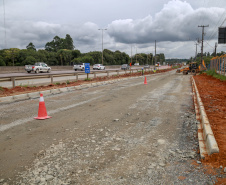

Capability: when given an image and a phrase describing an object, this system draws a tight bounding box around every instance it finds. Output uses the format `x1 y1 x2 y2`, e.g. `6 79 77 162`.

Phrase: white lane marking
0 96 103 132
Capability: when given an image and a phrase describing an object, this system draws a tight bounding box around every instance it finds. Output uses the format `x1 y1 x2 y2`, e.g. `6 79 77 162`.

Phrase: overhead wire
200 0 226 53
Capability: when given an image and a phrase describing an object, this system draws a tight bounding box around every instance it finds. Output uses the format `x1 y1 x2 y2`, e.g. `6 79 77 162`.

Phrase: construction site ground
193 73 226 185
0 70 225 184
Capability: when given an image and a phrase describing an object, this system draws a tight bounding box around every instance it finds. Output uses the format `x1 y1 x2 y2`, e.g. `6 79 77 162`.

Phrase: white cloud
0 0 225 58
107 0 225 44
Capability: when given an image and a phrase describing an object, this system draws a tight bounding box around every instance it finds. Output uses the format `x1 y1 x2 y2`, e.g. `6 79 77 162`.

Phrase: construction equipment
177 61 206 75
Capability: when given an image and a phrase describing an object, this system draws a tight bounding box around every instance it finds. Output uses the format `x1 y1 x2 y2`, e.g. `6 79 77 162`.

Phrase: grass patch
19 84 29 88
55 82 60 85
0 86 4 91
84 78 91 81
172 66 180 69
206 69 226 81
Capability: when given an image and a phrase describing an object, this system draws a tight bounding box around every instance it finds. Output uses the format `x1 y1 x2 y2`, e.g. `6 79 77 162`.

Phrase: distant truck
73 63 85 71
25 62 51 73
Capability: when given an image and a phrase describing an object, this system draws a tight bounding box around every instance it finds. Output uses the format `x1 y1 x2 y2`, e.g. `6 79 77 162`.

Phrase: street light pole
98 29 107 65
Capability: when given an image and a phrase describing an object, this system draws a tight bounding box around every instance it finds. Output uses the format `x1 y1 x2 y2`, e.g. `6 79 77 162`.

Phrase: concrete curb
191 77 219 157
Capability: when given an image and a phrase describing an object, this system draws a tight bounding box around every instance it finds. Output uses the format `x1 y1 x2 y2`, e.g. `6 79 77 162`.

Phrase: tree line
189 51 226 67
0 34 165 66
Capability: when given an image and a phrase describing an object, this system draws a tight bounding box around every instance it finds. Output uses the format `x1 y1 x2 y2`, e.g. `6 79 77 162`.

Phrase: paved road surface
0 66 170 88
0 71 219 184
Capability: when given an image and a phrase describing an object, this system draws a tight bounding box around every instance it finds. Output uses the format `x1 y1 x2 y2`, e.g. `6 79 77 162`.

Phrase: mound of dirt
193 73 226 184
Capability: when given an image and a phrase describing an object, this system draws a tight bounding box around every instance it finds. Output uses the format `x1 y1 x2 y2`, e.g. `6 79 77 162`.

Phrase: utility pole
98 28 107 65
198 25 209 70
136 46 137 64
194 42 198 59
214 42 218 57
155 40 156 66
131 45 132 64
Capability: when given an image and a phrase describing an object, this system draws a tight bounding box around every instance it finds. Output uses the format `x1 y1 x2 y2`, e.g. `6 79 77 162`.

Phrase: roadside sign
85 63 90 73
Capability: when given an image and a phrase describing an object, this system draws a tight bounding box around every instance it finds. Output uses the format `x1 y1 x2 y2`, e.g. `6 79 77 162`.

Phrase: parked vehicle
25 62 51 73
144 64 150 68
93 64 105 70
155 62 161 67
121 64 130 70
73 63 85 71
134 63 139 66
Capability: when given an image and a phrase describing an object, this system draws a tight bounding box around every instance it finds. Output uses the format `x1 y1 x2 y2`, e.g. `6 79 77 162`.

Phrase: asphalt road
0 66 168 88
0 71 219 184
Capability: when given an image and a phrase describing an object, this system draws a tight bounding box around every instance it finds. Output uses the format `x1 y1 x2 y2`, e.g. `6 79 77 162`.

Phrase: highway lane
0 66 169 88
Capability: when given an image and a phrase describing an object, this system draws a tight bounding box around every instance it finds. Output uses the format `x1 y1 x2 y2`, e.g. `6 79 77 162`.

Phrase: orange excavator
177 60 206 75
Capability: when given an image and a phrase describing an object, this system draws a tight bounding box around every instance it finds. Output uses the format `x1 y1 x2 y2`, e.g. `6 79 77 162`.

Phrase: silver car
121 64 130 70
144 64 150 68
93 64 105 70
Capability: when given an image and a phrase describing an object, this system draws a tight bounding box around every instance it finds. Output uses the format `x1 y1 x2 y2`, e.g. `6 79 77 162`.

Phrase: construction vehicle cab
188 62 199 74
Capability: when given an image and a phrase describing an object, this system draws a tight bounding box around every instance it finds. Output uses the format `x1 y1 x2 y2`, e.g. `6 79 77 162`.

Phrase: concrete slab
40 90 52 97
27 92 40 99
0 96 14 104
13 94 29 101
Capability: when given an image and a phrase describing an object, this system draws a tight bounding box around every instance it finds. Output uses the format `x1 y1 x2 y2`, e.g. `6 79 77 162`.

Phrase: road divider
0 70 172 104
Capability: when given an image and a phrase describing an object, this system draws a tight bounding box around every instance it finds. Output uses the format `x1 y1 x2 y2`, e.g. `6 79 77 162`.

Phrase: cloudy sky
0 0 226 58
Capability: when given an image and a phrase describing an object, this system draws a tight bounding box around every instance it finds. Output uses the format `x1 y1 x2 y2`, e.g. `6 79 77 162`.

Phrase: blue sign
85 63 90 73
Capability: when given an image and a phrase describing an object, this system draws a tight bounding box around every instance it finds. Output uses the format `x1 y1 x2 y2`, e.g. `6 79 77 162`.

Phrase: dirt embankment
194 73 226 184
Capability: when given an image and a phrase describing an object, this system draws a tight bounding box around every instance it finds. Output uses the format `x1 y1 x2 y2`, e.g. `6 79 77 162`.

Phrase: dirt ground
193 73 226 184
0 70 225 184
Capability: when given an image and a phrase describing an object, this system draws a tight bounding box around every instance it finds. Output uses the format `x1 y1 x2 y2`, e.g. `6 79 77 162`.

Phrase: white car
93 64 105 70
25 62 51 73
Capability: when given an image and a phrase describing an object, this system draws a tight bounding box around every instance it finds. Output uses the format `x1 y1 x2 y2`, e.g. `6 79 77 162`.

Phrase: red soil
194 73 226 184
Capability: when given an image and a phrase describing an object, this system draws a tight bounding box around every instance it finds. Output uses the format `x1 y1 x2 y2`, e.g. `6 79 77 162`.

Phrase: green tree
86 51 101 64
0 56 6 66
45 36 64 52
57 49 65 65
4 48 20 66
22 56 36 65
80 56 94 64
159 53 165 64
64 34 74 50
37 49 48 62
26 42 36 51
47 52 58 65
72 50 81 59
45 35 75 52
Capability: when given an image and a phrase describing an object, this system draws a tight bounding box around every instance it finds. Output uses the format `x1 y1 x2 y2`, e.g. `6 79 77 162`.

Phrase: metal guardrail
0 68 148 88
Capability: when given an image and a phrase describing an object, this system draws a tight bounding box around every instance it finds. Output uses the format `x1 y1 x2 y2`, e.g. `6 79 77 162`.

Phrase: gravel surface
0 71 224 184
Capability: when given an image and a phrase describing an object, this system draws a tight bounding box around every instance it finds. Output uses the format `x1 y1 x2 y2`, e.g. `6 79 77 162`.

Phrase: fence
210 55 226 76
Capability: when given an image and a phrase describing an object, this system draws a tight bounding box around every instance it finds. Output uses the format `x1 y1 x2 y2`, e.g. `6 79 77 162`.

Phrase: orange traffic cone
34 93 52 120
144 76 147 85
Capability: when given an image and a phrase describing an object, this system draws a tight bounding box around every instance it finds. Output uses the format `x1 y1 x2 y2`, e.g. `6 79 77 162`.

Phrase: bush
0 56 6 66
22 56 36 65
206 69 226 81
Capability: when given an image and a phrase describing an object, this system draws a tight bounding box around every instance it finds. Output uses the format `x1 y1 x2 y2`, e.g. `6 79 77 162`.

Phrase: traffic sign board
85 63 90 73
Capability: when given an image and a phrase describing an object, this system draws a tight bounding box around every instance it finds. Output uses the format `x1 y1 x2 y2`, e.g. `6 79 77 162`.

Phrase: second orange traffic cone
144 76 147 85
34 93 52 120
